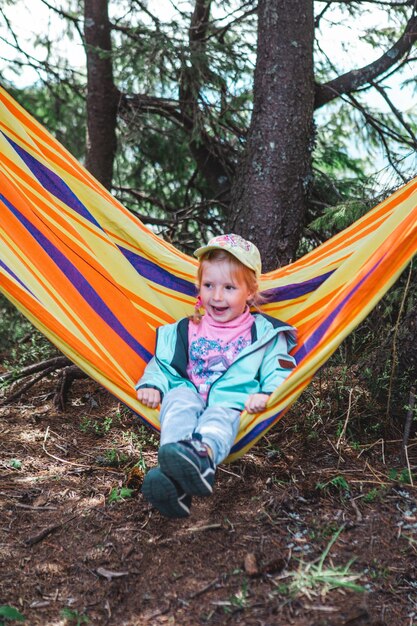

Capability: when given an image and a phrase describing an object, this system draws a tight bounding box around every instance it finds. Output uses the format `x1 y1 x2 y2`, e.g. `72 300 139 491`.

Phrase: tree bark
228 0 315 271
84 0 118 190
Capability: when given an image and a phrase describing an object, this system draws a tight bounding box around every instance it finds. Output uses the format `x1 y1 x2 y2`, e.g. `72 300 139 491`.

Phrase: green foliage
0 296 31 352
285 527 365 599
79 415 116 437
224 579 250 613
7 83 86 161
363 487 384 503
108 486 135 503
102 448 129 466
311 522 341 542
107 3 257 251
366 559 390 581
388 467 414 485
0 606 26 624
0 294 57 374
60 608 89 625
9 459 22 470
316 475 350 497
131 423 158 449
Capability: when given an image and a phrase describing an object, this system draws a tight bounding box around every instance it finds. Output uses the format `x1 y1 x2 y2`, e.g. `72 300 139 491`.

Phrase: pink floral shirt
186 308 254 401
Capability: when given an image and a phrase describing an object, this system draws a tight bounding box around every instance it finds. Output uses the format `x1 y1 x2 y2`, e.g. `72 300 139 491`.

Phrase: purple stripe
5 133 198 298
4 134 101 229
229 408 284 454
0 194 152 362
0 256 35 296
294 258 384 362
261 271 334 303
121 249 332 301
121 247 197 296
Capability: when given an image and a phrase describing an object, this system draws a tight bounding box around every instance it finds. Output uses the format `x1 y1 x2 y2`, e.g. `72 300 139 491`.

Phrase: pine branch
315 11 417 108
38 0 84 41
346 92 411 183
370 80 417 149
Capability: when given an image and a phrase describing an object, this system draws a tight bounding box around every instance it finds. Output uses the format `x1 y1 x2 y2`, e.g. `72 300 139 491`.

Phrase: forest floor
1 368 417 626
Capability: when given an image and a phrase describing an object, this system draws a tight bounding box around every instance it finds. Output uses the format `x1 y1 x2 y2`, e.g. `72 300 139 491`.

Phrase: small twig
327 436 344 463
358 438 386 465
386 262 413 421
187 576 222 600
25 513 79 546
186 523 222 533
336 388 354 450
13 503 58 511
401 387 416 465
141 604 171 621
350 498 363 522
364 460 387 485
42 427 121 473
42 426 92 469
217 465 242 479
403 445 414 487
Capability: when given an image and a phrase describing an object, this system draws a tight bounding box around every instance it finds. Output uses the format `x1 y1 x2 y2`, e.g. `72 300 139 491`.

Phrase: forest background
1 2 417 624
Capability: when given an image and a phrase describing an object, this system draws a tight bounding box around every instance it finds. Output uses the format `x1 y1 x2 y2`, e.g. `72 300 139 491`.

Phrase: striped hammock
1 86 416 462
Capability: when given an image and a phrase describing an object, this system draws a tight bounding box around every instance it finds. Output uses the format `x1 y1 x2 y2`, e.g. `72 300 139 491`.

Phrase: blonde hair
190 249 263 324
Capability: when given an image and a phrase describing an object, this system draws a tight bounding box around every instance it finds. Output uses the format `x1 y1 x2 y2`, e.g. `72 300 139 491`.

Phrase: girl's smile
199 260 253 323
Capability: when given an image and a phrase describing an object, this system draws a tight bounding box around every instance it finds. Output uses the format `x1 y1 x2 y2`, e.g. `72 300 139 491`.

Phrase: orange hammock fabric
0 86 416 461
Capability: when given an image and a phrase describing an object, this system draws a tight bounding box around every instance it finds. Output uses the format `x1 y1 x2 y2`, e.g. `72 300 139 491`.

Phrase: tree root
53 364 88 411
0 356 88 409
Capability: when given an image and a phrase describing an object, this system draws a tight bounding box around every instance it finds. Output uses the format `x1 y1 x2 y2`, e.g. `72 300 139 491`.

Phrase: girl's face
199 259 253 323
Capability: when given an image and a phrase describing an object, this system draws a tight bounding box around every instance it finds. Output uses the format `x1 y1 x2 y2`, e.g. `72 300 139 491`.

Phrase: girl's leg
158 405 240 496
159 387 205 446
195 406 241 466
142 387 203 518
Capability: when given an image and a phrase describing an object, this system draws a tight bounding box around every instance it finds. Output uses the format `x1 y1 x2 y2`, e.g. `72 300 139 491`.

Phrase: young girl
136 234 296 518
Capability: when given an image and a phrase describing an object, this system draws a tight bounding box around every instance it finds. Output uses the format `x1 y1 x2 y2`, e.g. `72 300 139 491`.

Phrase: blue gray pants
159 387 241 466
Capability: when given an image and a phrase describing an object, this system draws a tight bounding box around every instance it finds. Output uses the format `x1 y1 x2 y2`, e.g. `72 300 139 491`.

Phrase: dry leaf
96 567 129 581
244 552 259 577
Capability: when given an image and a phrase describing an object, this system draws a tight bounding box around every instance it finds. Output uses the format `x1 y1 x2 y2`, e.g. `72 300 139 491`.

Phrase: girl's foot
158 438 215 496
141 467 191 518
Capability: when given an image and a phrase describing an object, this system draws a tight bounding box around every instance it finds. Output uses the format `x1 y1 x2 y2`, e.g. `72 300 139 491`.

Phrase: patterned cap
194 234 262 277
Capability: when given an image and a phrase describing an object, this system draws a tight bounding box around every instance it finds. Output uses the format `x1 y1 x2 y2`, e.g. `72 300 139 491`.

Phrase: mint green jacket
135 313 297 411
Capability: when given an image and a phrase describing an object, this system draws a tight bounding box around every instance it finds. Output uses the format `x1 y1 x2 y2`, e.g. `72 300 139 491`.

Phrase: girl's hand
137 387 161 408
244 393 270 414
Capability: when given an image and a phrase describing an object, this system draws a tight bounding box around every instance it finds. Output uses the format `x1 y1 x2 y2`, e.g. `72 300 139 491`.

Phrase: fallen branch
0 356 71 383
0 356 88 409
25 513 79 546
1 365 58 405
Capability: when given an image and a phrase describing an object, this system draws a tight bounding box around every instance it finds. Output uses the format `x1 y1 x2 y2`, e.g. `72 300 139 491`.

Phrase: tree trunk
84 0 118 190
228 0 315 271
178 0 232 200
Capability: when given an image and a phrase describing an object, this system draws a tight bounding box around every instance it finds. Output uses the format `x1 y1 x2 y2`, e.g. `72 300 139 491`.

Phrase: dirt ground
1 373 417 626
